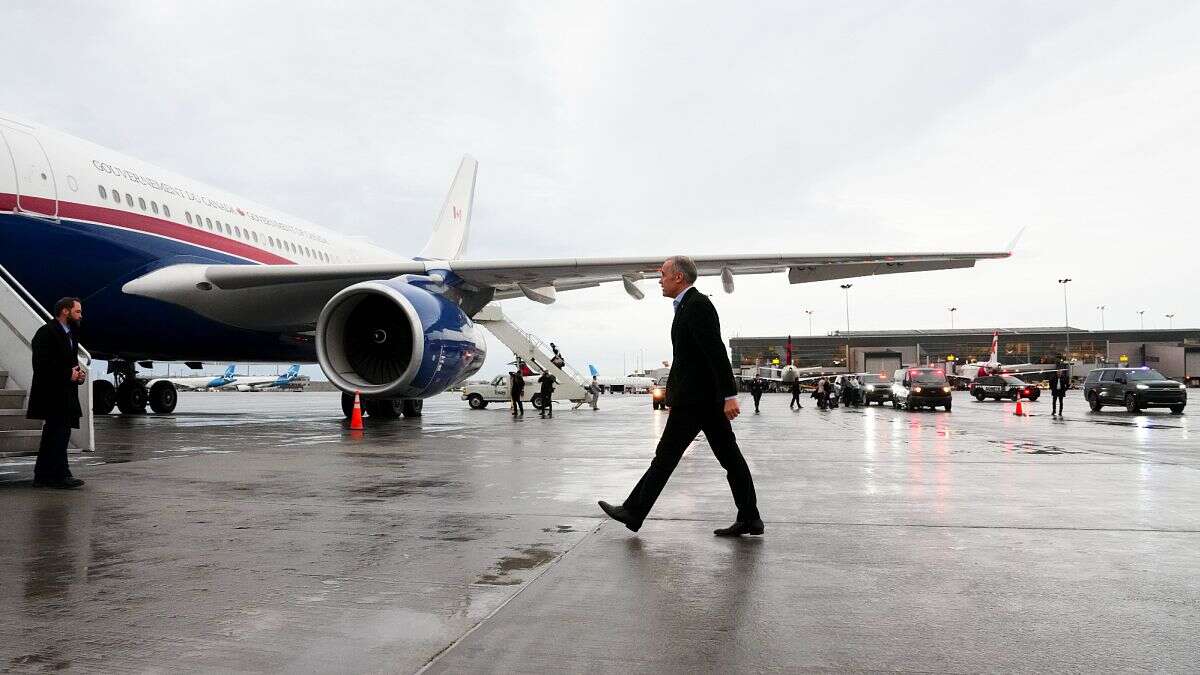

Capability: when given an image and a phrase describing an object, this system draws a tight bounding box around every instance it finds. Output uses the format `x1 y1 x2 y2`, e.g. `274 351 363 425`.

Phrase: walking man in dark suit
28 297 86 489
599 256 763 537
538 370 557 418
509 371 525 417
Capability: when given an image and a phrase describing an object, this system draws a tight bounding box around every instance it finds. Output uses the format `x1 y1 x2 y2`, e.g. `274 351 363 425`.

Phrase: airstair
473 303 590 404
0 263 93 456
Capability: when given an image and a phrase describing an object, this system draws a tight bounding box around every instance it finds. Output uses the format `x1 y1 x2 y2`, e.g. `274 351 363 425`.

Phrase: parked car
891 367 953 412
1083 367 1186 414
970 375 1041 402
859 373 894 405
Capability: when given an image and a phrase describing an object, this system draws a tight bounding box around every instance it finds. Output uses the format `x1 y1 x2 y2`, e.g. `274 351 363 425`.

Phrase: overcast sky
4 1 1198 379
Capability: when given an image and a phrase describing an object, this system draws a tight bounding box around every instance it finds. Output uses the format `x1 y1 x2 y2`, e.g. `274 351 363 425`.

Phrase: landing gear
149 380 178 414
93 380 116 415
341 393 423 419
116 382 148 414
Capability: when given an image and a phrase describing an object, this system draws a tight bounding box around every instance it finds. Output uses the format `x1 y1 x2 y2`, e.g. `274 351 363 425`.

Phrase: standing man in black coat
599 256 763 537
537 370 557 418
789 376 803 410
509 371 525 417
28 297 86 489
749 375 766 413
1049 359 1069 416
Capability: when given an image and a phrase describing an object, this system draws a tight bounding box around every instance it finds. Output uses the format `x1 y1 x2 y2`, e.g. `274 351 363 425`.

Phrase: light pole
839 284 853 333
804 310 814 336
1166 313 1175 329
1138 309 1146 330
1058 278 1072 356
1096 305 1106 330
948 307 957 329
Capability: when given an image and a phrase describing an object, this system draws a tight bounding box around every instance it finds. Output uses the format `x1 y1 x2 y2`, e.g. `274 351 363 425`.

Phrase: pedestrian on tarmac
28 297 86 489
750 375 766 413
510 371 525 416
598 255 763 537
589 376 601 410
538 370 557 417
1049 360 1069 416
814 378 829 410
789 377 803 410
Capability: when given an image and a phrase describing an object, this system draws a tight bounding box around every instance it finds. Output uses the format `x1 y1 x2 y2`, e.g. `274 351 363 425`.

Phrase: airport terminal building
730 327 1200 384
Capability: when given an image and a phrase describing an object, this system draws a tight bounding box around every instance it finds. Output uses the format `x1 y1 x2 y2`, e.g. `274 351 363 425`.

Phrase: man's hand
71 366 85 384
724 398 740 421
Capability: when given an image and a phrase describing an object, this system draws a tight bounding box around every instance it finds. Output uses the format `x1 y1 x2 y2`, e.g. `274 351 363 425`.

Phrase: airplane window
125 193 134 207
186 212 192 225
98 185 107 199
163 204 171 218
205 217 213 230
224 223 232 235
234 226 242 238
252 231 258 243
138 197 147 211
268 236 275 247
151 201 159 215
112 188 121 204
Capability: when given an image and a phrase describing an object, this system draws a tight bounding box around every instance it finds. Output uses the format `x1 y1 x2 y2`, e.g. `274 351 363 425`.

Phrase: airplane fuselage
0 113 399 363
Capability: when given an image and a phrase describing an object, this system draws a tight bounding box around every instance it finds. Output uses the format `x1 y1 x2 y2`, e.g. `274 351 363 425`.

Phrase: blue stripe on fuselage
0 213 315 362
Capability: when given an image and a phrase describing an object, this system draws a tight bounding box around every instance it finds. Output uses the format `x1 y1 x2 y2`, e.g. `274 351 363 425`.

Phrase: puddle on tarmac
475 546 558 585
987 440 1084 455
1091 420 1180 430
348 478 458 501
541 525 576 534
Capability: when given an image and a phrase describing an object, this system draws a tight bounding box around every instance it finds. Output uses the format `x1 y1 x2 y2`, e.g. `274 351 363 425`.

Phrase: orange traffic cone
349 391 364 430
1014 399 1025 416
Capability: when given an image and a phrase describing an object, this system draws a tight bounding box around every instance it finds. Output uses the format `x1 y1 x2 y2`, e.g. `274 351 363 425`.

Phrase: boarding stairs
473 303 590 404
0 262 93 456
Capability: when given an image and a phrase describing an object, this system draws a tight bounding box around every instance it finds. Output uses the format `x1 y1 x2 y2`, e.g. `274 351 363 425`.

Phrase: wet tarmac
1 391 1196 672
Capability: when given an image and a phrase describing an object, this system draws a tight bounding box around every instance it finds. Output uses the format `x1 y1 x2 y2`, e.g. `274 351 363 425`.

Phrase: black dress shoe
48 478 84 489
714 519 764 537
598 500 641 532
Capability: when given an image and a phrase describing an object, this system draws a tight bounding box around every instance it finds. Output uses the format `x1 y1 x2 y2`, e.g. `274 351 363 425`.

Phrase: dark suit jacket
511 374 526 396
538 372 556 394
27 320 83 426
665 289 737 408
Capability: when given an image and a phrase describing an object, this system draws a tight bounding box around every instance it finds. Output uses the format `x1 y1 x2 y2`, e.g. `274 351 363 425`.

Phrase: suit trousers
34 421 73 483
624 402 760 525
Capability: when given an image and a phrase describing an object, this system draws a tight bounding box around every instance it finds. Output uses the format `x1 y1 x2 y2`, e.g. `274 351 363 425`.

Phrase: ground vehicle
650 384 668 409
1083 367 1187 414
970 375 1040 402
858 373 894 405
462 375 543 409
891 367 953 412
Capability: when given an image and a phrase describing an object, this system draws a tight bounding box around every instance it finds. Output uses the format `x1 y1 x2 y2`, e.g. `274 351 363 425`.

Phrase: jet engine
315 277 486 399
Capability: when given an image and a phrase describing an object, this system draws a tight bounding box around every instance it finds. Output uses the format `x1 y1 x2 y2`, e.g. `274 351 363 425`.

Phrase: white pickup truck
462 375 552 410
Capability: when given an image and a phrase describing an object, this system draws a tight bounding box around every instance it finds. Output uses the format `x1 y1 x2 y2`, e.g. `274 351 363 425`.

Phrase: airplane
227 365 302 392
0 112 1012 420
952 332 1061 381
587 365 654 392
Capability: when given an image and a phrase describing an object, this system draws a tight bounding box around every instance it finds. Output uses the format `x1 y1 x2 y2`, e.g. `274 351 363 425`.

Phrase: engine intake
316 278 485 398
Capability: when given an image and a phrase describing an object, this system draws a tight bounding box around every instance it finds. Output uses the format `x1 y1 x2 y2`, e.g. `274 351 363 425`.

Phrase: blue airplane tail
588 364 599 378
281 365 300 381
223 364 236 379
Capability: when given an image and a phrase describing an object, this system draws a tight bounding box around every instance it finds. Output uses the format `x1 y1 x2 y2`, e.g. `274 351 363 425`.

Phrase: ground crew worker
788 377 803 410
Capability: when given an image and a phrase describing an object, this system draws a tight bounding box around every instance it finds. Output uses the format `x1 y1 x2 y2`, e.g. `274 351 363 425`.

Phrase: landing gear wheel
1170 405 1185 414
93 380 116 415
365 399 401 418
1088 393 1102 412
531 393 546 410
341 392 355 418
944 402 952 412
1124 394 1141 414
116 383 148 414
149 381 178 414
467 394 487 410
400 399 423 417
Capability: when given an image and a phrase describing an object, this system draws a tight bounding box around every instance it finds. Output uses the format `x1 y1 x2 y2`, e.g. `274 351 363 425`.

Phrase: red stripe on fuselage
0 193 295 265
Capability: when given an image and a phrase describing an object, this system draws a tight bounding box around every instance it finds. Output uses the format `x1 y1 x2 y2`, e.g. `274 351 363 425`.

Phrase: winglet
1004 226 1027 255
419 155 478 261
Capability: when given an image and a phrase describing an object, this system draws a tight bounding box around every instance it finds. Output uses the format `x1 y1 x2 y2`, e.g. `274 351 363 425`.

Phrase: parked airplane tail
989 332 999 363
282 364 300 380
223 364 236 379
588 364 600 378
418 155 478 261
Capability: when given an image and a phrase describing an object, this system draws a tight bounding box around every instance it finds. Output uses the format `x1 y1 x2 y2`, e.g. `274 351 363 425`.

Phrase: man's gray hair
665 255 698 283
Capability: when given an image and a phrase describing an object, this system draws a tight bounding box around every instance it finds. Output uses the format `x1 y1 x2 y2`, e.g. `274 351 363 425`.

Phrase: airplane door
0 126 58 220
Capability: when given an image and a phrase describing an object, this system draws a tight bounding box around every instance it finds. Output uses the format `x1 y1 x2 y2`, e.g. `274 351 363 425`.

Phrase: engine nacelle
316 277 486 398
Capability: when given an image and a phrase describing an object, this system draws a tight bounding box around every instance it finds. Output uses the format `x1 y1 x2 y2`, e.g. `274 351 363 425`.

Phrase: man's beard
67 317 81 330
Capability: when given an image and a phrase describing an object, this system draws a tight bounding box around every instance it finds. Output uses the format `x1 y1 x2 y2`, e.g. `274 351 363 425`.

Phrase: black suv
1083 367 1186 414
891 367 953 412
970 375 1040 402
859 373 894 405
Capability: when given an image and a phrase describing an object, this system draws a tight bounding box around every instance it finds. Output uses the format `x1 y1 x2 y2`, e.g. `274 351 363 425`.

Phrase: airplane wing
123 250 1009 331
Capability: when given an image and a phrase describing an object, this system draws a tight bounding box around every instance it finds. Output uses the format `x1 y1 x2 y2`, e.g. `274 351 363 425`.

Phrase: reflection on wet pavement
1 390 1197 672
